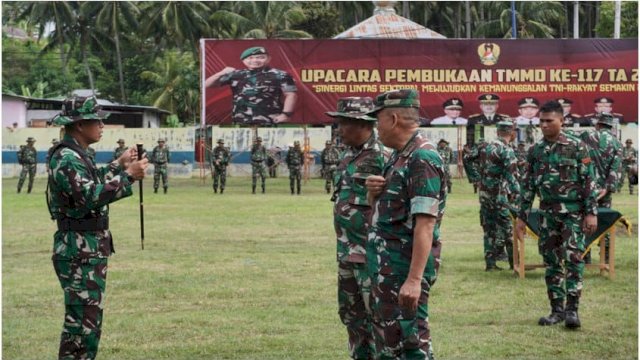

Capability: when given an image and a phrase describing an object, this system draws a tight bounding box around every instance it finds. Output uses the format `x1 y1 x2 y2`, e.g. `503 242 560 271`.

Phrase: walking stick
137 143 145 250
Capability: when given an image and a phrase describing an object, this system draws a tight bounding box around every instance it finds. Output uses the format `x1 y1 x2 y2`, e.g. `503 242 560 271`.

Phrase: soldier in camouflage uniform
112 139 127 161
516 100 597 329
286 141 304 195
46 138 60 172
211 138 231 194
151 138 170 194
47 96 148 360
478 121 520 271
437 139 453 194
326 96 387 359
251 137 267 194
463 138 486 194
580 113 622 264
620 139 637 194
17 137 37 193
321 140 341 194
86 146 96 161
365 89 446 359
515 143 527 184
205 46 297 126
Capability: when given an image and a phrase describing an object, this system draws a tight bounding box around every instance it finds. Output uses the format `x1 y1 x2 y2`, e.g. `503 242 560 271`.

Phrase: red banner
201 39 638 125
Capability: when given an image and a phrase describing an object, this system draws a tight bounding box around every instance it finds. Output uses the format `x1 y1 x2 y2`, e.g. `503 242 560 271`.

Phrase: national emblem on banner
478 42 500 66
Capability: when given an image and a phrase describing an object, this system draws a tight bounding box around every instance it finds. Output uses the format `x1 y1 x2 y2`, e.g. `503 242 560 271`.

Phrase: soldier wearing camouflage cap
285 140 304 195
620 139 637 194
211 138 231 194
47 95 148 359
320 140 341 194
579 113 623 264
516 100 597 329
327 96 387 359
205 46 297 126
478 120 519 271
112 139 127 161
250 136 268 193
365 89 446 359
151 138 170 194
16 137 37 193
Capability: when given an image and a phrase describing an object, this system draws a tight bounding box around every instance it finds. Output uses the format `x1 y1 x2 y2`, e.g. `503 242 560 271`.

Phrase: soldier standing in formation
326 96 386 359
515 142 528 183
47 96 148 359
477 121 520 271
365 89 446 359
205 46 297 126
580 113 622 264
211 139 231 194
620 139 637 194
463 138 487 194
17 137 38 193
320 140 341 194
250 136 267 194
112 139 127 161
437 139 453 193
151 138 170 194
286 140 304 195
516 100 597 329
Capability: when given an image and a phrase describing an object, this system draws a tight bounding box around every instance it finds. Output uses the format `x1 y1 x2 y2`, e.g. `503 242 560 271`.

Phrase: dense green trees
2 1 637 126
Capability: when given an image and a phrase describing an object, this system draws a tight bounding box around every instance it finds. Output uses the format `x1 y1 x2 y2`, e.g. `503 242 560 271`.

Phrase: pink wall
2 97 27 128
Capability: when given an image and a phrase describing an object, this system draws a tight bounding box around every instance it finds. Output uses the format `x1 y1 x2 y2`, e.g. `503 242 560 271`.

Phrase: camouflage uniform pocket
559 159 578 182
54 257 108 306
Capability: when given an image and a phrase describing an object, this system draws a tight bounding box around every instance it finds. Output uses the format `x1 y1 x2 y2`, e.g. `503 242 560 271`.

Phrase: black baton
137 143 145 250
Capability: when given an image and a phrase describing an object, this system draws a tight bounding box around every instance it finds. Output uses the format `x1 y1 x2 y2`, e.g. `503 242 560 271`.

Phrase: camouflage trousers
323 165 337 192
338 261 375 360
537 210 585 303
212 166 227 191
479 199 513 267
53 256 108 360
369 242 441 360
153 163 168 190
442 167 451 192
251 162 266 188
619 164 635 193
18 163 36 192
289 166 301 193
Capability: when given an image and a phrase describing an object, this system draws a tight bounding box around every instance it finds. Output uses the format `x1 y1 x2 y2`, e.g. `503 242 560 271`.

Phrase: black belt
156 162 167 165
57 217 109 231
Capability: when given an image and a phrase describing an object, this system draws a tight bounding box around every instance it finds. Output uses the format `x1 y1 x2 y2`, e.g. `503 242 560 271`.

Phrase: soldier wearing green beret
365 89 446 359
205 46 297 126
17 137 37 193
47 96 148 359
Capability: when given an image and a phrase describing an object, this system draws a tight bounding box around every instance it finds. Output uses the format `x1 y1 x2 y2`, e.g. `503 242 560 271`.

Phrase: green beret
240 46 267 60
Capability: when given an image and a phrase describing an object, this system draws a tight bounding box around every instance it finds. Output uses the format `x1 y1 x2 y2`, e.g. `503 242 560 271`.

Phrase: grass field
2 176 638 360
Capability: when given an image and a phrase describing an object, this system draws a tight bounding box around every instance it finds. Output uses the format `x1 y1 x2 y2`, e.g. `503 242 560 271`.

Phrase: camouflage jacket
152 146 170 164
113 145 127 161
211 145 231 168
18 145 37 165
332 134 387 263
286 148 304 168
463 141 486 183
622 145 637 166
219 67 297 125
518 131 597 220
368 130 447 276
251 144 267 162
86 146 96 161
320 146 341 167
479 137 520 204
47 134 134 259
437 146 453 164
580 128 622 193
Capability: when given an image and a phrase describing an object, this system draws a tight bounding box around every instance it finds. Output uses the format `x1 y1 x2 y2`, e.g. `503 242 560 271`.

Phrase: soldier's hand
126 158 149 181
117 147 140 169
596 189 608 201
398 279 421 312
365 175 386 198
583 214 597 235
220 66 236 74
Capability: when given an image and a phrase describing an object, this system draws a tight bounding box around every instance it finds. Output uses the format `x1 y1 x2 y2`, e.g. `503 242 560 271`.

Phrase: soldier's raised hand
126 158 149 181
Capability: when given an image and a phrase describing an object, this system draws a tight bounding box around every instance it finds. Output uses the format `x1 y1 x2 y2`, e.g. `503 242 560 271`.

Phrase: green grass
2 176 638 359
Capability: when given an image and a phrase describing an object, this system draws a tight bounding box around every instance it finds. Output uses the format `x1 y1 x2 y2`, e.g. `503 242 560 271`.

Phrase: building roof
334 2 446 39
2 93 171 115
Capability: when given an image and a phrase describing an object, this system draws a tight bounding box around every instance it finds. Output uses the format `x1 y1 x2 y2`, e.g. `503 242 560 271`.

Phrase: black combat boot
291 187 295 195
154 188 158 194
252 185 256 194
565 296 581 329
220 188 224 194
27 185 32 194
261 185 265 194
214 187 217 193
164 187 167 194
538 300 565 326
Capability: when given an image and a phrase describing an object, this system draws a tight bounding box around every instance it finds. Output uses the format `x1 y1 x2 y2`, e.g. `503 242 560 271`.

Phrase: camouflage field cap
26 137 36 143
438 138 449 145
626 139 633 144
51 96 109 126
596 113 615 126
217 138 224 144
325 97 376 121
117 138 125 144
496 120 515 131
157 138 166 143
366 89 420 116
293 140 300 146
256 136 262 142
240 46 267 60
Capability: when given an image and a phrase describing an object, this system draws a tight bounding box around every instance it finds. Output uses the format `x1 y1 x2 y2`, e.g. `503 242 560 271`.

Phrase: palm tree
140 2 211 50
474 1 565 38
92 1 140 104
211 2 312 39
